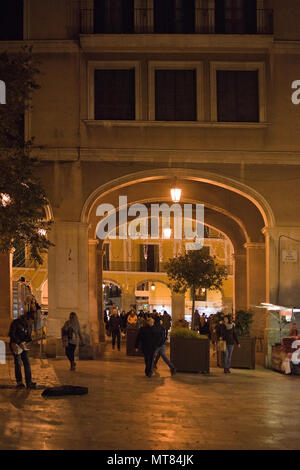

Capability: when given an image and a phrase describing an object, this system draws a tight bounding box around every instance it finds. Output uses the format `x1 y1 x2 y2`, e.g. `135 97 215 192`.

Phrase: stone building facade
1 0 300 366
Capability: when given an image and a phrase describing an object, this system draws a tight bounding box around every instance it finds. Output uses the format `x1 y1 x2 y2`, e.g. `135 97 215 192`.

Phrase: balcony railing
79 8 273 35
103 261 233 275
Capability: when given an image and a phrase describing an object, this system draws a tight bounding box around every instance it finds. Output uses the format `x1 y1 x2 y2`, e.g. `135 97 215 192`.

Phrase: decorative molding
79 34 274 53
83 119 270 128
32 146 300 165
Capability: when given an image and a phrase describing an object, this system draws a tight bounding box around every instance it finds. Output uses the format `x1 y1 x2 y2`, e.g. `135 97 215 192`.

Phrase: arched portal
47 167 272 360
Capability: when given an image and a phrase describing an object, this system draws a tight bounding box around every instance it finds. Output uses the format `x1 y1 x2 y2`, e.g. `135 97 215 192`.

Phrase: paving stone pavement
0 342 299 450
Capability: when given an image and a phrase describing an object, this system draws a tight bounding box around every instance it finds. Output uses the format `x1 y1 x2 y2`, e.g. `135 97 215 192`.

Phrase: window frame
148 61 204 122
210 61 266 123
88 61 142 121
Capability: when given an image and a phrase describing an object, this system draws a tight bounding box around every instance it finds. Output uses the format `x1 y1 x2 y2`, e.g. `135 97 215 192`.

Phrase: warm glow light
163 227 172 239
151 283 156 291
170 187 182 203
0 193 11 207
38 229 47 237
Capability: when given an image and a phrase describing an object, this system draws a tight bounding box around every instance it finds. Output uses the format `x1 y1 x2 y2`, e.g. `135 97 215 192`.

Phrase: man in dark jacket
217 315 240 373
153 320 176 376
8 311 36 389
135 317 159 377
109 308 122 351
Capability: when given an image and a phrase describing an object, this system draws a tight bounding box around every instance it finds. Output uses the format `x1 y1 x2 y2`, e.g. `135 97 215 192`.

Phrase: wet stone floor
0 342 299 450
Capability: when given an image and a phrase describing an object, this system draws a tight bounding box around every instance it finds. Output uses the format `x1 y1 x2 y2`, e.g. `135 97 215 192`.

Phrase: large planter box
170 336 210 373
126 328 143 356
217 337 256 369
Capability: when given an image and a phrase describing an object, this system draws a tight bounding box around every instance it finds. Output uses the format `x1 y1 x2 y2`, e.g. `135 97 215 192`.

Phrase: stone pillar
96 240 105 342
88 240 99 344
48 221 89 338
122 292 136 312
0 253 12 337
233 250 247 312
171 293 185 324
244 243 266 309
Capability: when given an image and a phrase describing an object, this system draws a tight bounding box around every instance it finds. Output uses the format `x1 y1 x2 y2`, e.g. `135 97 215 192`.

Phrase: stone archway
83 168 271 347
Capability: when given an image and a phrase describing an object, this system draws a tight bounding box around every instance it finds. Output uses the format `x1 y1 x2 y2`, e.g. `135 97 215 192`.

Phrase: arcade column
0 253 12 337
171 292 185 324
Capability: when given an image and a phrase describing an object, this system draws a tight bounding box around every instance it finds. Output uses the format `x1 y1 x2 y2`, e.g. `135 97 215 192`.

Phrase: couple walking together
135 316 176 378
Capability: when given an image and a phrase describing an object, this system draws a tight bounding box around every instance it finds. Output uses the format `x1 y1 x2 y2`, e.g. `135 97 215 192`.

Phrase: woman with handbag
62 312 84 371
217 315 240 374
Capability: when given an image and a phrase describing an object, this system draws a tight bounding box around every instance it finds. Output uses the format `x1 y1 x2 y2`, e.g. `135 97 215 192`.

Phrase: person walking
109 307 122 351
120 310 128 336
217 315 240 374
62 312 84 371
8 311 37 389
135 317 159 377
153 319 176 376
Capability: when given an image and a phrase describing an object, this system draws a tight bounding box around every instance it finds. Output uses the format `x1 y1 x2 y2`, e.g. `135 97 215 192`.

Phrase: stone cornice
0 37 299 55
0 40 79 53
32 147 300 165
79 34 274 54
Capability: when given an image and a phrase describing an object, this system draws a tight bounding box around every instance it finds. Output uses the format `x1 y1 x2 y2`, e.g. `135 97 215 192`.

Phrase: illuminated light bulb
151 283 156 291
0 193 11 207
163 227 172 239
170 187 182 203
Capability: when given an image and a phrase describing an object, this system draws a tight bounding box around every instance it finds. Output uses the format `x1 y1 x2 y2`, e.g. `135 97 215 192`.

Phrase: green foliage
170 327 208 340
0 47 53 264
235 310 253 337
165 249 228 294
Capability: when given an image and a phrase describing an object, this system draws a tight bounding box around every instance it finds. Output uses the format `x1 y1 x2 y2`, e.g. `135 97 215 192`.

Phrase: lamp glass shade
151 283 156 291
170 187 182 203
163 228 172 239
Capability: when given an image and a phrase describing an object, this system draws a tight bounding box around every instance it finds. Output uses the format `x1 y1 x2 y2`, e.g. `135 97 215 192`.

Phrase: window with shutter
154 0 195 33
0 0 23 40
155 70 196 121
216 70 259 122
94 69 135 120
94 0 134 33
215 0 257 34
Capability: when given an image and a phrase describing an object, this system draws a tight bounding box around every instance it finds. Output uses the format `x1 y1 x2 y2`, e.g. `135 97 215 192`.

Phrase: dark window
216 70 259 122
13 244 26 268
94 69 135 120
155 70 196 121
154 0 195 33
103 243 110 270
140 245 159 272
94 0 134 33
0 0 23 40
215 0 257 34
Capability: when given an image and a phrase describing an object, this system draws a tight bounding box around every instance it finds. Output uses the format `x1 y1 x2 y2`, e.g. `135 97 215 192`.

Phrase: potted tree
165 249 228 373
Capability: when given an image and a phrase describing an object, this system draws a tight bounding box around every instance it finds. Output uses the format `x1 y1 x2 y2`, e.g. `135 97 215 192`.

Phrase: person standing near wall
62 312 84 371
217 315 240 374
109 307 122 351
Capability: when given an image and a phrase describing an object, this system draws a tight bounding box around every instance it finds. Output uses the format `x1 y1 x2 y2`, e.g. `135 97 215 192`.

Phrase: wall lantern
151 283 156 291
163 227 172 239
170 178 182 203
